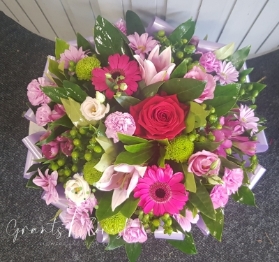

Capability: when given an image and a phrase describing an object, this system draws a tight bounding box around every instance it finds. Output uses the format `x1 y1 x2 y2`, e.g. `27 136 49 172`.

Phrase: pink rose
42 141 59 159
184 66 216 103
210 185 229 209
57 136 73 156
188 150 220 176
35 104 52 126
119 218 147 243
223 168 243 195
27 77 54 106
199 52 220 73
50 104 66 121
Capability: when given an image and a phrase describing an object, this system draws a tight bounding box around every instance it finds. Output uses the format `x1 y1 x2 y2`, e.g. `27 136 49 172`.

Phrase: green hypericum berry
157 30 165 37
50 162 59 171
239 89 245 96
176 51 184 59
93 145 103 154
79 127 87 135
216 124 222 130
188 134 196 142
163 213 170 220
209 114 217 123
73 139 81 147
99 212 126 235
152 219 160 227
83 158 103 184
71 164 78 173
251 155 257 162
57 158 66 167
64 169 71 177
252 90 259 98
210 107 215 114
58 176 66 183
70 129 77 138
84 152 93 162
165 135 194 163
58 169 65 176
252 136 258 141
71 151 79 159
239 76 246 83
199 135 206 142
247 84 253 91
76 56 101 81
208 134 216 141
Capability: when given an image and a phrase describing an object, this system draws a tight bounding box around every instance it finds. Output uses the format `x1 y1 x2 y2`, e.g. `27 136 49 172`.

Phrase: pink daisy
235 104 259 134
59 46 87 69
134 165 188 216
127 32 158 59
215 61 239 85
92 54 141 99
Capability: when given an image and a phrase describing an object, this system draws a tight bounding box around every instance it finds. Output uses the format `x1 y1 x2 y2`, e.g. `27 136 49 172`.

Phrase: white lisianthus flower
80 96 110 121
65 174 91 205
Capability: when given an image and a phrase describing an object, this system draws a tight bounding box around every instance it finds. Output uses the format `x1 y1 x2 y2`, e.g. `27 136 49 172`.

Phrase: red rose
130 94 188 140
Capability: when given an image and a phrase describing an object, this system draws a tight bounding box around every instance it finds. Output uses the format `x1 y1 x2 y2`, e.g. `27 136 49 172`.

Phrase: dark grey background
0 11 278 262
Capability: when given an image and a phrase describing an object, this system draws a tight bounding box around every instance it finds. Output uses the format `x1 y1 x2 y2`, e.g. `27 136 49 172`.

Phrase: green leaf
94 16 132 64
49 114 74 130
232 186 256 206
185 111 195 133
41 86 67 104
124 142 154 153
26 163 42 173
189 101 210 129
37 126 68 146
181 163 196 193
142 81 165 98
63 80 87 103
205 96 237 117
239 68 253 79
167 233 197 254
85 234 95 249
125 243 142 262
200 208 224 241
95 192 118 221
61 98 94 127
158 146 166 168
118 133 149 145
214 43 235 60
114 149 153 165
170 59 188 79
228 45 251 70
50 209 63 222
126 10 145 35
76 32 95 53
214 83 241 97
168 19 195 44
48 58 66 81
119 197 140 218
161 78 205 102
194 141 221 151
114 95 141 110
55 38 69 60
219 156 240 169
105 235 125 250
26 172 40 189
189 180 216 220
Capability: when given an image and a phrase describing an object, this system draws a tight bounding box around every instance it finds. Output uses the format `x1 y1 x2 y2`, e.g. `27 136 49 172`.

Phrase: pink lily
95 164 147 211
134 45 175 86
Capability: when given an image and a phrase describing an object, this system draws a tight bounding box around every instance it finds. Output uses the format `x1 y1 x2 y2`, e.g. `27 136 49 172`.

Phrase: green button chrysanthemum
83 158 102 184
76 56 101 81
165 135 194 163
99 212 126 235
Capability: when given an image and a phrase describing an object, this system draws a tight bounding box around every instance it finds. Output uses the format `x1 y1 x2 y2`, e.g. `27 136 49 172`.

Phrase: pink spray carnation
188 150 220 176
59 45 87 69
50 104 66 121
119 218 147 243
184 66 216 103
115 18 127 35
35 103 52 126
56 135 73 156
199 52 220 73
223 168 243 195
210 185 229 209
105 111 136 143
33 169 59 205
42 140 59 160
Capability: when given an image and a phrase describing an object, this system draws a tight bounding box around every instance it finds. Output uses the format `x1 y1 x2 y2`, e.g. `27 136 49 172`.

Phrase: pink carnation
105 112 136 143
56 135 73 156
184 66 216 103
199 52 220 73
35 104 52 126
33 169 59 205
115 18 127 35
59 45 87 69
188 150 220 176
210 185 229 209
27 77 54 106
119 218 147 243
50 104 66 121
42 140 59 160
223 168 243 195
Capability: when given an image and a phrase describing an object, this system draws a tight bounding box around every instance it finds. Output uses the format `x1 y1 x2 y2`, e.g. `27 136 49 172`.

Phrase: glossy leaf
168 19 195 44
214 43 235 60
189 180 216 220
205 96 237 117
214 83 241 98
170 59 188 79
194 141 221 151
118 133 149 145
41 86 67 104
114 149 153 165
185 111 195 133
95 192 119 221
167 233 197 254
201 208 224 241
63 80 87 103
49 114 73 130
228 45 251 70
125 243 142 262
76 32 95 53
161 78 205 102
142 81 165 98
119 197 140 218
181 164 196 193
219 156 240 169
26 163 42 173
124 142 154 153
85 235 95 249
26 172 40 189
239 68 253 79
232 186 256 206
48 57 66 80
105 235 125 250
114 95 141 110
55 38 69 59
126 10 145 35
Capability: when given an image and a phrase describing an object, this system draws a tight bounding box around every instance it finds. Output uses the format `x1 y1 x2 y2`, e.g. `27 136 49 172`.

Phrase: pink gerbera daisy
134 165 188 216
59 46 87 69
215 61 239 85
128 32 158 59
92 54 141 99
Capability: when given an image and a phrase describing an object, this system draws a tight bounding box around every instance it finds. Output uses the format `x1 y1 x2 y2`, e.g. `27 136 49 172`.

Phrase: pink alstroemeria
95 164 147 211
33 169 59 205
232 139 257 156
134 45 175 86
173 209 199 232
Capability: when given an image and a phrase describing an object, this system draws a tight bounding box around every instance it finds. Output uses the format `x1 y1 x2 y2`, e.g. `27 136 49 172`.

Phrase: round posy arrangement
24 10 266 261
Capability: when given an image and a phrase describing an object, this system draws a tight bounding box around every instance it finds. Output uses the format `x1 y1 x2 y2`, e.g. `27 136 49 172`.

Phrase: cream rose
80 96 110 121
65 174 91 204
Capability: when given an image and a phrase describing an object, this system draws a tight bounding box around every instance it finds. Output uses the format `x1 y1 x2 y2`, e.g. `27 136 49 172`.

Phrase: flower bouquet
23 10 267 261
